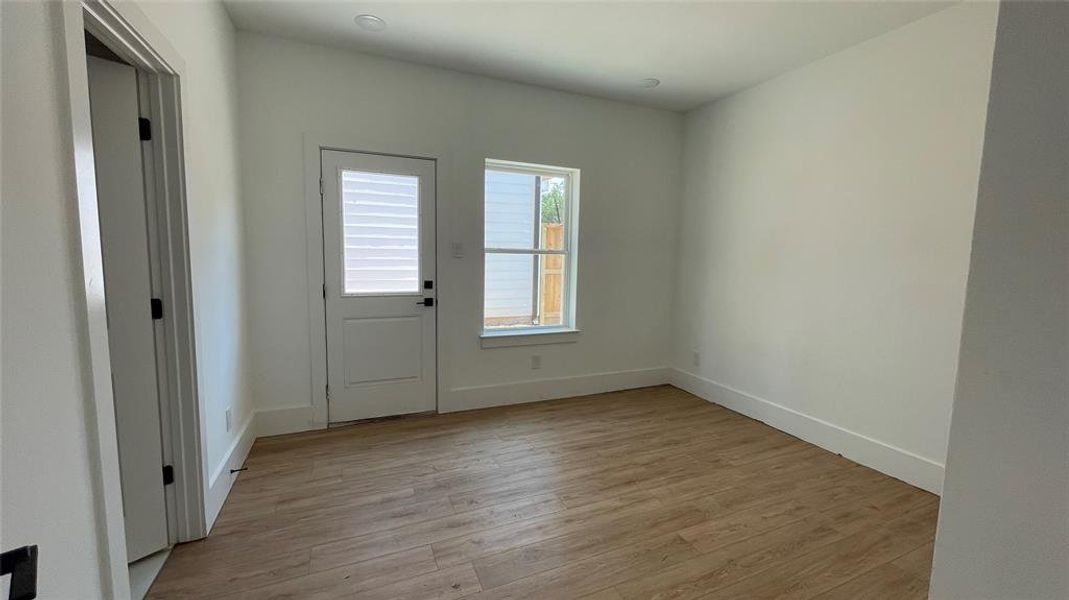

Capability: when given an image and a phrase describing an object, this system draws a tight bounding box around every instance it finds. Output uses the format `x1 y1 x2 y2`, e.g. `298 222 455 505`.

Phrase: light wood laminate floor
149 385 938 599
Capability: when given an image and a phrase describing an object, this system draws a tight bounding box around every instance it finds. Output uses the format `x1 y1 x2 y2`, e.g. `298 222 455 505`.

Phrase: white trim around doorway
58 1 206 595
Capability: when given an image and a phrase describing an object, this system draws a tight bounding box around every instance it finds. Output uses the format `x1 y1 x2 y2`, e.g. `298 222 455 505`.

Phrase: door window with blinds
339 170 421 295
483 159 579 332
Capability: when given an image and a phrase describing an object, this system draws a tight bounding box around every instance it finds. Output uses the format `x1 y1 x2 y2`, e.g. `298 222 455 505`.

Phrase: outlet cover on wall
225 407 232 432
692 350 701 368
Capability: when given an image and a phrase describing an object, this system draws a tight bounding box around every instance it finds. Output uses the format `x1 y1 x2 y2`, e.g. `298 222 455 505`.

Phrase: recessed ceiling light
639 78 661 89
354 14 387 32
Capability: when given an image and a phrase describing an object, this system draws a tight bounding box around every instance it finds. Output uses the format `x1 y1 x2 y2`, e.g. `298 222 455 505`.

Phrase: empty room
2 0 1066 599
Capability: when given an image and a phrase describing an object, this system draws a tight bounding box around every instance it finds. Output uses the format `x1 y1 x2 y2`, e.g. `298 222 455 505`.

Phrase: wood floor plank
612 479 936 600
888 540 936 581
309 493 566 572
810 562 928 600
614 515 847 600
149 547 310 599
349 563 481 600
198 496 458 558
147 386 938 600
468 458 894 591
465 534 701 600
472 503 709 589
222 546 440 600
581 589 626 600
809 540 935 600
697 502 939 600
678 474 909 553
431 490 664 569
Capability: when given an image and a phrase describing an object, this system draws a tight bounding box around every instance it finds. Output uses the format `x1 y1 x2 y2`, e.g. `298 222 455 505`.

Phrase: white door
321 151 437 423
87 56 169 561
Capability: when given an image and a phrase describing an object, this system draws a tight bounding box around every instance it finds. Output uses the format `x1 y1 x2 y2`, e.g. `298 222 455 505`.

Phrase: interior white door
87 56 169 562
322 150 437 423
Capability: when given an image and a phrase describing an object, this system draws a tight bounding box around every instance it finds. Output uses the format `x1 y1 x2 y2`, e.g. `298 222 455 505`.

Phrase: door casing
60 1 206 594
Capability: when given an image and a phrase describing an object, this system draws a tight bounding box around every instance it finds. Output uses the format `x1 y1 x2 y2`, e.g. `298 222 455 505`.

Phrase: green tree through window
540 179 565 224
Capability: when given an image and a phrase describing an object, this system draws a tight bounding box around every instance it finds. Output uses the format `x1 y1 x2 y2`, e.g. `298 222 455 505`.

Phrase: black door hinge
151 298 163 320
139 117 152 141
162 464 174 485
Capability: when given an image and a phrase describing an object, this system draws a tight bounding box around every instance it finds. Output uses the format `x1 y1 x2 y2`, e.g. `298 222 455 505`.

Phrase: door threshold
328 410 438 429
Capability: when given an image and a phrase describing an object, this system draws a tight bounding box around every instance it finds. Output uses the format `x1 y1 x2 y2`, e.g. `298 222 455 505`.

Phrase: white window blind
340 170 420 294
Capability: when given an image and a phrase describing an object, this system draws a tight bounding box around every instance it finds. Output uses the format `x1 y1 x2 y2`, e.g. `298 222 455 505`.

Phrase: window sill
480 327 581 348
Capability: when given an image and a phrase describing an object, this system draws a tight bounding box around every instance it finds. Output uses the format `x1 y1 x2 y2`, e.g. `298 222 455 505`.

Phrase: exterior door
87 56 169 561
321 150 437 423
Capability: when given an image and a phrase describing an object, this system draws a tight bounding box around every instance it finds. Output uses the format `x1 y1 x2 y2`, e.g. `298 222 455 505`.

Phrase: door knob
418 298 435 307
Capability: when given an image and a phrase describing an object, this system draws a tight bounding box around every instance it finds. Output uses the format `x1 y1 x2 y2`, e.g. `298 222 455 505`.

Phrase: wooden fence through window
539 223 564 326
482 223 565 328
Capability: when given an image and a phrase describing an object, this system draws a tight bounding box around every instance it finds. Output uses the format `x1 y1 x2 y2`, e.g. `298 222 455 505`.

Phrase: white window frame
482 159 581 344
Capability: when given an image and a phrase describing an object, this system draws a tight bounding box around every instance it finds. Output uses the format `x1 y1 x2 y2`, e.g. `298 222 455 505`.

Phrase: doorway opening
85 31 174 565
60 2 207 596
319 150 438 424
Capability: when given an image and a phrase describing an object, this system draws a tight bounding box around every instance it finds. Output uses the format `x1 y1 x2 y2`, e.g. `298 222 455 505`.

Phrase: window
483 159 579 334
339 170 420 295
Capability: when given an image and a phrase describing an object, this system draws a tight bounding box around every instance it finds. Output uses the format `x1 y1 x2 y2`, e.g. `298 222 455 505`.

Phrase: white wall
669 3 997 493
1 2 251 595
134 1 254 524
236 33 682 429
930 2 1069 597
1 2 109 595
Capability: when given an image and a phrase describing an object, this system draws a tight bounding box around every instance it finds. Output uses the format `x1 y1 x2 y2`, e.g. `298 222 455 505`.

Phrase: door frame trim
58 1 205 594
303 134 446 428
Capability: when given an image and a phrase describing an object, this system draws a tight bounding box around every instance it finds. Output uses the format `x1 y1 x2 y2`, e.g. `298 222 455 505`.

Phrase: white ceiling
223 1 953 111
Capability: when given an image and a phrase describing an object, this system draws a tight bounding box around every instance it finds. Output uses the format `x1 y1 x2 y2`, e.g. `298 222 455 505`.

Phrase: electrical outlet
531 355 542 370
225 408 232 432
692 350 701 368
451 242 464 258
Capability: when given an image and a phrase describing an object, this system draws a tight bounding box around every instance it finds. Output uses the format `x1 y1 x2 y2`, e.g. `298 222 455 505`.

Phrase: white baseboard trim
440 367 669 413
204 415 255 530
668 368 945 495
255 404 320 437
128 548 170 600
247 369 667 438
